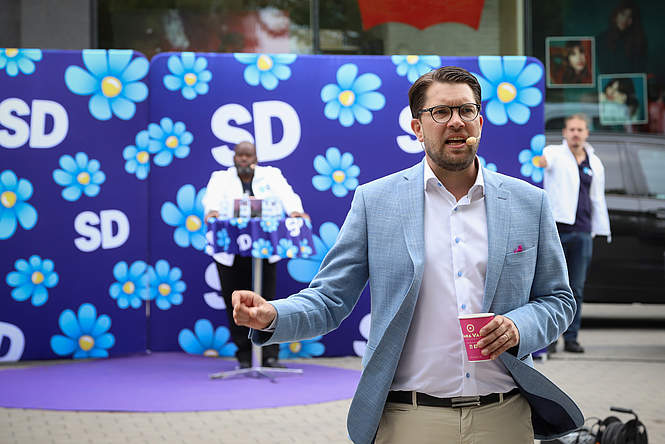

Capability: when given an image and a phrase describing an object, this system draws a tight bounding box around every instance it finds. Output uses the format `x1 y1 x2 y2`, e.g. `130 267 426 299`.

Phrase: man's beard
424 140 476 172
236 165 253 176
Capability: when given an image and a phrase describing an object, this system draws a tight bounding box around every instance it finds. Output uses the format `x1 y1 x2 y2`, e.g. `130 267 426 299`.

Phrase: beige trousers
375 393 534 444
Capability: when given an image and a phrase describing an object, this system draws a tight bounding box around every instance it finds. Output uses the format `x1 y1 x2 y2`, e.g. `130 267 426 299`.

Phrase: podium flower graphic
518 134 546 183
147 259 186 310
0 170 37 239
260 217 279 233
229 217 249 230
234 53 296 90
473 56 543 125
321 63 385 127
277 239 298 258
298 239 313 259
148 117 193 167
65 49 148 121
478 155 497 172
163 52 212 100
123 130 151 180
50 303 115 359
178 319 237 357
216 228 230 251
161 184 207 250
0 48 42 76
109 260 149 309
53 152 106 201
287 222 339 283
391 55 441 83
312 147 360 197
279 336 325 359
252 238 274 258
6 255 58 307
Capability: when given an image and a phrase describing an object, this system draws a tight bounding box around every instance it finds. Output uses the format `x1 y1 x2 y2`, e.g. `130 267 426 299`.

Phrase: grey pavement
1 303 664 444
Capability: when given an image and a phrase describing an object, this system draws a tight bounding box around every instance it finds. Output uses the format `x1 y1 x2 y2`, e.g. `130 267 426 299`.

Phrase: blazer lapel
399 161 425 271
482 169 510 311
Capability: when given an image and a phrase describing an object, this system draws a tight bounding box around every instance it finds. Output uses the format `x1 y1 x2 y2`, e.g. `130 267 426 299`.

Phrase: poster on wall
546 36 595 88
598 73 648 125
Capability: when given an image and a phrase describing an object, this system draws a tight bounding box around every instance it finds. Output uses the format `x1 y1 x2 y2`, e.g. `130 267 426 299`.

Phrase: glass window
635 146 665 199
595 144 626 194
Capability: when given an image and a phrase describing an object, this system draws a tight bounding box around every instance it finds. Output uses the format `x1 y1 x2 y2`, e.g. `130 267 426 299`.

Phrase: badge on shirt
582 166 593 176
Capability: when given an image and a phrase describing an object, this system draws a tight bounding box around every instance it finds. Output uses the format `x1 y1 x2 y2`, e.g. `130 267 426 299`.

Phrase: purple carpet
0 352 360 412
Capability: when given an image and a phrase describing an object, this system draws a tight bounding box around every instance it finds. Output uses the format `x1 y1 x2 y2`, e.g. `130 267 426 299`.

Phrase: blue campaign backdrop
1 50 546 361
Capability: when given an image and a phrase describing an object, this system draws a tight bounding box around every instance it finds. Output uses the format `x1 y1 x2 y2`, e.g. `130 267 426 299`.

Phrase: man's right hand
205 210 219 222
232 290 277 330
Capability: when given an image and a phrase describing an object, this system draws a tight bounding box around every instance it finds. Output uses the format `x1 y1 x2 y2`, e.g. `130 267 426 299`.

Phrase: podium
205 216 316 382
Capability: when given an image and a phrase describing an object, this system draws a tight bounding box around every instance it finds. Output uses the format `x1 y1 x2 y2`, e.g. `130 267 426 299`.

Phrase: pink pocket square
513 245 523 253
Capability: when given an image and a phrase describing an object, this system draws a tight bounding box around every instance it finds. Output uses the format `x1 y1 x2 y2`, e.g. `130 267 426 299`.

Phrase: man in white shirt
202 141 307 369
541 115 611 353
230 67 581 443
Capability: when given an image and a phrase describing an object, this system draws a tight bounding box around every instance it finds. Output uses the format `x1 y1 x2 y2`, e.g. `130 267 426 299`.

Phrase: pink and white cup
458 313 495 362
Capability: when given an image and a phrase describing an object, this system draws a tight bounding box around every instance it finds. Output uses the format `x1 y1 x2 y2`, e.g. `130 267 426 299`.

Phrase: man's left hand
477 315 520 360
289 211 310 220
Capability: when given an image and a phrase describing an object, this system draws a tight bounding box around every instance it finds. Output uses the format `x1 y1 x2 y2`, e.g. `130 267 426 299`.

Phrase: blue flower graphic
178 319 237 357
277 239 298 259
6 255 58 307
252 238 274 258
53 152 106 201
313 147 360 197
108 260 149 309
147 259 186 310
148 117 193 167
229 217 249 229
123 130 151 180
216 228 230 251
287 222 339 283
163 52 212 100
518 134 546 183
0 170 37 240
279 336 325 359
321 64 385 127
234 53 296 90
478 155 497 172
260 217 279 233
473 56 543 125
65 49 148 121
298 239 313 259
161 184 207 250
391 55 441 83
0 48 42 76
50 303 115 359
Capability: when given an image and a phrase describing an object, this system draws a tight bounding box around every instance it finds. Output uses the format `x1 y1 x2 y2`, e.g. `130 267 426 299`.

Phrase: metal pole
310 0 320 54
251 257 263 368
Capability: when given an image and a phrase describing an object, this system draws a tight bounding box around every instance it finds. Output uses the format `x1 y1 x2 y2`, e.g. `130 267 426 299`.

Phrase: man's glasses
417 103 481 124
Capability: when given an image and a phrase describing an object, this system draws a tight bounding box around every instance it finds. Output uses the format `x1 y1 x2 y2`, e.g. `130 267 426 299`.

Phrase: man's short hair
408 66 482 118
564 113 590 128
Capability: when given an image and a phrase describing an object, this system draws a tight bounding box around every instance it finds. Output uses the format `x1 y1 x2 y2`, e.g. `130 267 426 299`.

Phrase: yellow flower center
165 135 178 148
406 55 419 65
1 191 17 208
78 335 95 351
101 76 123 98
203 349 219 357
286 249 295 258
332 170 346 183
122 281 135 294
77 171 91 185
289 342 302 353
158 283 171 296
31 271 45 285
184 72 197 86
261 248 269 256
338 90 355 107
531 155 543 167
137 151 149 164
186 215 201 232
257 55 273 71
5 48 19 58
497 82 517 103
301 246 308 252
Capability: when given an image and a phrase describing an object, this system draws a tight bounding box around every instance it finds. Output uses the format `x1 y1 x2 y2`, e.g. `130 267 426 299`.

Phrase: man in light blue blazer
233 66 583 444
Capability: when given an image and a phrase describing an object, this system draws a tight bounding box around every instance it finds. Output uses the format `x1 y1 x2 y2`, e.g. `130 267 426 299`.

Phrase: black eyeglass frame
416 103 481 123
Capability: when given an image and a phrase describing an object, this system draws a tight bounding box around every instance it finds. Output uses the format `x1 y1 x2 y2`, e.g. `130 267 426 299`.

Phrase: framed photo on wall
546 36 595 88
598 73 648 125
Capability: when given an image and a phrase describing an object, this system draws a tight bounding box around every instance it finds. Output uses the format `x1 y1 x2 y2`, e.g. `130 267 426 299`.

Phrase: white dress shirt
391 158 516 397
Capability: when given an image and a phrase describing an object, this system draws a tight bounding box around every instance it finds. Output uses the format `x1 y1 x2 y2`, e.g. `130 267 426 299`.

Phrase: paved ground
1 303 664 444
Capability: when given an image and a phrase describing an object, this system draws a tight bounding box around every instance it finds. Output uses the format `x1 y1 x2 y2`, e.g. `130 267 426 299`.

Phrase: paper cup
458 313 495 362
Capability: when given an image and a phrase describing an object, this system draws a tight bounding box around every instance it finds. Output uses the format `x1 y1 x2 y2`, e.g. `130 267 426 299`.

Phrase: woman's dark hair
561 41 590 84
606 0 647 59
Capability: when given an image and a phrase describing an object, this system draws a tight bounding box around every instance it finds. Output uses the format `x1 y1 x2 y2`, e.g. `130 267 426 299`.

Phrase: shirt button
466 373 470 378
457 271 463 277
454 207 458 212
461 304 466 310
455 237 461 244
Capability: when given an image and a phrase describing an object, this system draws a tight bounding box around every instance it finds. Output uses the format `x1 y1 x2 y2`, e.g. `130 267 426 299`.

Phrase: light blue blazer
252 160 583 443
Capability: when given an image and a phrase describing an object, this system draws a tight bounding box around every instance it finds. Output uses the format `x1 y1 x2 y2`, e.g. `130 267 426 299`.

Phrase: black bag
542 407 648 444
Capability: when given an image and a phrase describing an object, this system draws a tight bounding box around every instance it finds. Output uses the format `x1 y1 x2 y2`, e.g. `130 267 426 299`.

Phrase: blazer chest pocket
504 245 536 266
